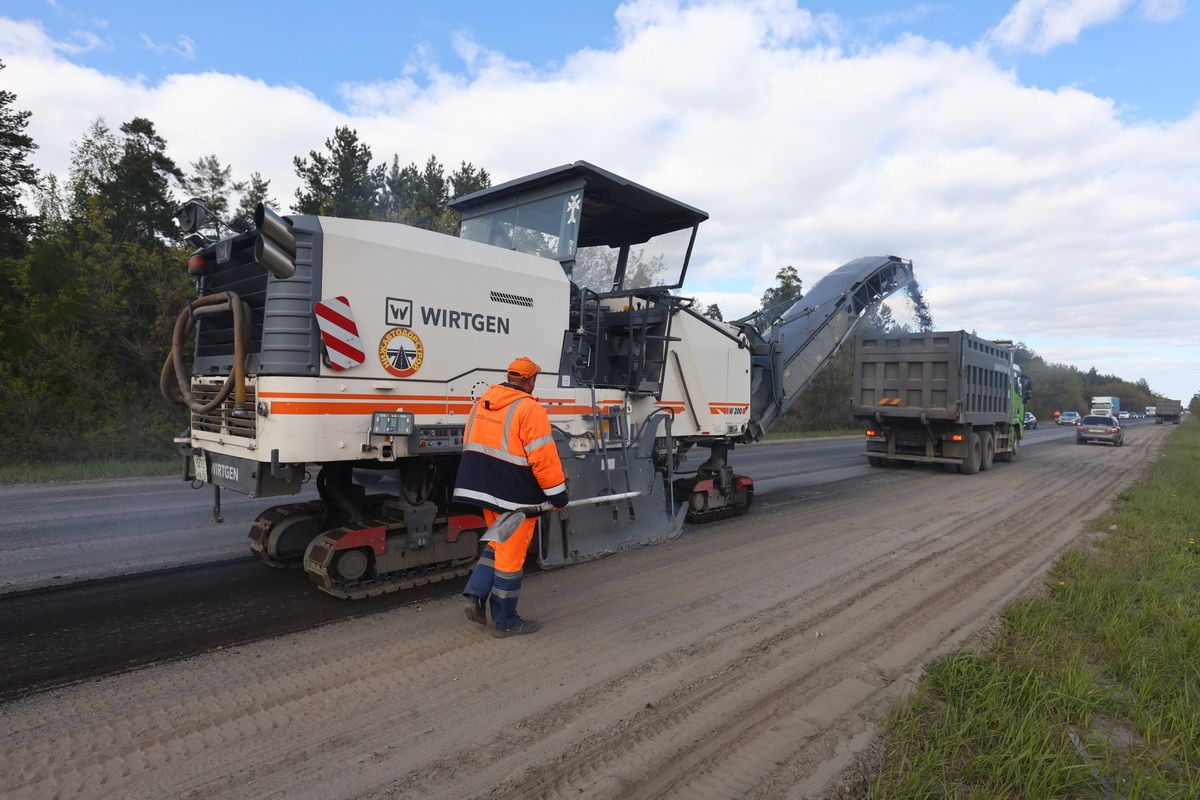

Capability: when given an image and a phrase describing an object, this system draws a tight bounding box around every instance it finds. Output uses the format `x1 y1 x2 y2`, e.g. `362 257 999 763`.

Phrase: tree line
0 60 489 465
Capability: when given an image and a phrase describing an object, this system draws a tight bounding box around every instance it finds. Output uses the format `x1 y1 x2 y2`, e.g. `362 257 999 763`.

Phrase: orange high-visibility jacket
452 383 568 512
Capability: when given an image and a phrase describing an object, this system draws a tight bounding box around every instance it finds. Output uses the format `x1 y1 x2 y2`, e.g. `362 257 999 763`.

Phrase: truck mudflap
192 449 303 499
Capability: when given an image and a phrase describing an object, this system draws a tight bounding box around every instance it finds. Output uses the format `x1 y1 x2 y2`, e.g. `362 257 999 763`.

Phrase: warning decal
379 328 424 378
313 296 366 371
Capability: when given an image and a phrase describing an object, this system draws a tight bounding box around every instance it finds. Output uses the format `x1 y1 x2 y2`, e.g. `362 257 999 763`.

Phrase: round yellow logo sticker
378 328 424 378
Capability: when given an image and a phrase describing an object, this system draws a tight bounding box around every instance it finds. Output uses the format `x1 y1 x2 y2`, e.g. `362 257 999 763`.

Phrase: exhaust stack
254 203 297 279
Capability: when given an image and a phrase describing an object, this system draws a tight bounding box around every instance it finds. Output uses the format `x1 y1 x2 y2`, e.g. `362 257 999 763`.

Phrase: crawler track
304 529 475 599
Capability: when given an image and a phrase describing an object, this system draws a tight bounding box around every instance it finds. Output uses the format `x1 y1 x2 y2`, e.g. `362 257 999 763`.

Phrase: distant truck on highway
852 331 1032 474
1155 399 1182 424
1090 396 1119 418
1145 405 1156 417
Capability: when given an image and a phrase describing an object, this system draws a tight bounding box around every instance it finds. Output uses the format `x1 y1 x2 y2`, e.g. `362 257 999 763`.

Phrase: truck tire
867 456 885 467
996 435 1018 462
960 433 982 475
979 432 995 471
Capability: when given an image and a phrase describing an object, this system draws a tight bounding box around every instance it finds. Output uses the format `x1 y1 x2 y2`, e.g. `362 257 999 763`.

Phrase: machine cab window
451 161 706 296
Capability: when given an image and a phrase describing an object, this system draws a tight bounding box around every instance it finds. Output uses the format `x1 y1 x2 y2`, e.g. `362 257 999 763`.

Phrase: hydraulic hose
160 291 252 414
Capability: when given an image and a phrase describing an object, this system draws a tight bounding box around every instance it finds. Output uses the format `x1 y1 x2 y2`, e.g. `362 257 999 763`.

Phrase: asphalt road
0 422 1118 700
0 423 1090 594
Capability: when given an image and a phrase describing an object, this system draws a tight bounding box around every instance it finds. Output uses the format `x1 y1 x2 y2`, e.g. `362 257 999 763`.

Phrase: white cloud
140 32 196 60
989 0 1131 53
1139 0 1187 21
1 2 1198 401
987 0 1186 53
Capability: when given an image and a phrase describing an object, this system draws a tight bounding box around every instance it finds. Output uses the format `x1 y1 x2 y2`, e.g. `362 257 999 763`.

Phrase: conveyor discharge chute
737 255 914 439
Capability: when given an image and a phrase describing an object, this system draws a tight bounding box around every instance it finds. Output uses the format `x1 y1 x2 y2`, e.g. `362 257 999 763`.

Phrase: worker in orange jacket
454 357 568 636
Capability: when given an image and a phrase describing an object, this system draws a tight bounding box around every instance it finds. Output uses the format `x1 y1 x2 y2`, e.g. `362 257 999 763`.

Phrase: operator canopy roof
450 161 708 292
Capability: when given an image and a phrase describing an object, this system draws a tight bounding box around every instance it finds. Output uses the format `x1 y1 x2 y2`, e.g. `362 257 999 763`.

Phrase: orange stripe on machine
268 399 633 417
708 403 749 415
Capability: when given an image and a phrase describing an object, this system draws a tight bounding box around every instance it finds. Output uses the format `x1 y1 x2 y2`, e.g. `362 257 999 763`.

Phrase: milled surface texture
1 425 1168 800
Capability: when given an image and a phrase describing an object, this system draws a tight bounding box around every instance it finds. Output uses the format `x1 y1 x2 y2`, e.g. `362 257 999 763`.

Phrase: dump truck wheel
979 432 995 471
996 435 1018 463
867 456 885 467
960 433 982 475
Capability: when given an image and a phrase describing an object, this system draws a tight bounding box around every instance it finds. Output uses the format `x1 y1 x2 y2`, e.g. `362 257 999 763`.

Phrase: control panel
410 425 465 452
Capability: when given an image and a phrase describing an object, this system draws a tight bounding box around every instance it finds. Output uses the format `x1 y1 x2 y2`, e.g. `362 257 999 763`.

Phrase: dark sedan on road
1077 415 1124 447
1058 411 1081 426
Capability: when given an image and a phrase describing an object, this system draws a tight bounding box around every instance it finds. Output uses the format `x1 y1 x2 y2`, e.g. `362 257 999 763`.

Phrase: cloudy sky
3 0 1198 402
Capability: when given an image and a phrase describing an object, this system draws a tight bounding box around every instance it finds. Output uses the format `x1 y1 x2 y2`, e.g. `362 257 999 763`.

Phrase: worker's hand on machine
549 493 569 514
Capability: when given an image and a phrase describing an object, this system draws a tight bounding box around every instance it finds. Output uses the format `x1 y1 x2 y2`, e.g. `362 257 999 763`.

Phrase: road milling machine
163 162 913 598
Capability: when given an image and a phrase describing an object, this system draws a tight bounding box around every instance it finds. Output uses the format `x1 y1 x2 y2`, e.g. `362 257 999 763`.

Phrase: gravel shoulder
0 424 1171 800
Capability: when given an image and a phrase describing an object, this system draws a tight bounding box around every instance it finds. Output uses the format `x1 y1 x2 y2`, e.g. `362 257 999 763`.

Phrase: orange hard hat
507 357 541 380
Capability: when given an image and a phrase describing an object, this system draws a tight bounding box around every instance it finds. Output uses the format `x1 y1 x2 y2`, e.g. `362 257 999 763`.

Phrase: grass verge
764 428 861 440
870 421 1200 799
0 458 180 485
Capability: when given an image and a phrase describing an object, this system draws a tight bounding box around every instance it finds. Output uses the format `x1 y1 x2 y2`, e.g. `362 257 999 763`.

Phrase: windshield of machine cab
571 226 694 294
459 189 582 262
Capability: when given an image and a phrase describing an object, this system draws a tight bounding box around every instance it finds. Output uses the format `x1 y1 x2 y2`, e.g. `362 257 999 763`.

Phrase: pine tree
103 117 184 243
379 156 491 233
236 172 276 220
383 156 420 221
449 161 490 199
182 154 236 236
0 60 40 259
407 155 449 230
67 118 119 218
703 303 724 321
758 265 803 325
293 126 384 219
760 265 802 308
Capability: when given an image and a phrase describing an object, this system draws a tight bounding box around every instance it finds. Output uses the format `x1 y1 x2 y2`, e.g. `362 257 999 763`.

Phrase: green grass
0 458 180 484
764 427 862 440
871 421 1200 799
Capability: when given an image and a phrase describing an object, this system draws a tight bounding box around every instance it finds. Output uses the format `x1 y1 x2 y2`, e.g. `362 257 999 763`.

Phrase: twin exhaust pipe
254 204 297 279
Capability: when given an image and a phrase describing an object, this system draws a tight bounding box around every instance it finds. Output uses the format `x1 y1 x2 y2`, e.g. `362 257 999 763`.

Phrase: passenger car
1076 415 1123 446
1024 411 1038 430
1118 411 1130 420
1058 411 1081 426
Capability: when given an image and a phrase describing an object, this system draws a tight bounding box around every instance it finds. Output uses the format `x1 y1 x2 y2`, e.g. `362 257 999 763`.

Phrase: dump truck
162 161 914 597
1155 398 1182 424
852 330 1032 473
1090 395 1119 418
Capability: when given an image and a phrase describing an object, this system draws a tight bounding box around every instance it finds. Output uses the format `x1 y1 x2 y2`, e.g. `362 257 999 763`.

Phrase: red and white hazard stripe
313 296 366 370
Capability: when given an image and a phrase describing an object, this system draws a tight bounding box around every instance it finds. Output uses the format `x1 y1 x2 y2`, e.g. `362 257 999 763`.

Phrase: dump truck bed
852 330 1013 426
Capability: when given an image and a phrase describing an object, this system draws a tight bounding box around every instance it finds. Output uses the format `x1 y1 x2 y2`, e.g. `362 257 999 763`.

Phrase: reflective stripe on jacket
452 383 568 512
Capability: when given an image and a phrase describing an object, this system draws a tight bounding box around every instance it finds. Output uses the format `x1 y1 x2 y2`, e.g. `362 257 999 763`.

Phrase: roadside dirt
0 425 1172 800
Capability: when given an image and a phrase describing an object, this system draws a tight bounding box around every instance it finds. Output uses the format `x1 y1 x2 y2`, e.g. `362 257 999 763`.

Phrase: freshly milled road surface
0 421 1170 799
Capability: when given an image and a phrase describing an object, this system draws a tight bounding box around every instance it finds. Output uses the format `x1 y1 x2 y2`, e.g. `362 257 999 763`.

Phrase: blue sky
13 1 1199 121
2 1 1199 401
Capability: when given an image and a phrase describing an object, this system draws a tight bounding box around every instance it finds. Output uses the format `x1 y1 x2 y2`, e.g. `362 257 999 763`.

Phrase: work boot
493 617 541 638
464 595 487 626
